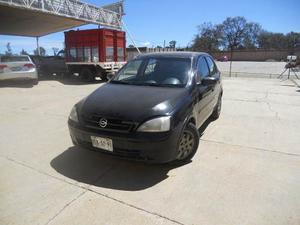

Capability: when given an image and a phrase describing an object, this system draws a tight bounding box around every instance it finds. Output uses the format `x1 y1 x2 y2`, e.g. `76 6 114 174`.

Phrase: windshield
112 57 191 87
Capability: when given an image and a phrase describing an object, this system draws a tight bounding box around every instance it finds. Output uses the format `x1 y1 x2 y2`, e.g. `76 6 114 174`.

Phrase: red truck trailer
65 28 126 81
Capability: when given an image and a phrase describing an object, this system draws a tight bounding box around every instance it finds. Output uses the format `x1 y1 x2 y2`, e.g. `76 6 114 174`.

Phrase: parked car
0 55 38 84
68 52 223 163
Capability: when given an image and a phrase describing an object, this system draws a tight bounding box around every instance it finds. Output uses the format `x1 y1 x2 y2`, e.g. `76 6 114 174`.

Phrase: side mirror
107 73 115 80
201 76 218 86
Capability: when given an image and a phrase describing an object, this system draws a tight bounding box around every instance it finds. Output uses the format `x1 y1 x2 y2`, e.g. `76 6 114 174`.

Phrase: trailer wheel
100 72 108 81
80 68 94 82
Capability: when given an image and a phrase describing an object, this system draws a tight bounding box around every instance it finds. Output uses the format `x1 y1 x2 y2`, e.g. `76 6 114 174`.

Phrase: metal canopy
0 0 124 37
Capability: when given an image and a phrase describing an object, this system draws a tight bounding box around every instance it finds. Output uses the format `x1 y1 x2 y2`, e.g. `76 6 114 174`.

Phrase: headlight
69 106 78 122
137 116 171 132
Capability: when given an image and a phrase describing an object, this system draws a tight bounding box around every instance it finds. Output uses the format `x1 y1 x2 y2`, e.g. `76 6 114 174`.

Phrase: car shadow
0 80 35 88
39 76 106 86
51 146 187 191
50 119 212 191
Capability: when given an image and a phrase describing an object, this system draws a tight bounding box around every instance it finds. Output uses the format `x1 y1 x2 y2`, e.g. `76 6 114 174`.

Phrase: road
0 77 300 225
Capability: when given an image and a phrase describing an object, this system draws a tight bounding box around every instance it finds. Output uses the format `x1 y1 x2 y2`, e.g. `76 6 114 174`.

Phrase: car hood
80 83 189 122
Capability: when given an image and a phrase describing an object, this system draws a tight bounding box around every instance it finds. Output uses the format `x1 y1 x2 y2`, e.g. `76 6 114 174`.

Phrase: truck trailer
64 28 126 81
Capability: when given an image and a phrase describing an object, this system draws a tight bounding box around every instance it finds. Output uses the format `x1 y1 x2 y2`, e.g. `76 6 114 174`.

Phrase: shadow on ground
0 80 35 88
51 120 213 191
51 146 185 191
39 76 105 86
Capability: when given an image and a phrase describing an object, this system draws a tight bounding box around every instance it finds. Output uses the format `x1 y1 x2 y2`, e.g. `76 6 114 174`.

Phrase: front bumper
68 120 184 163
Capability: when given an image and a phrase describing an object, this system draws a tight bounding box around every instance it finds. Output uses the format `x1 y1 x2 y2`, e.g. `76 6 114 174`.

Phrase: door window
197 57 210 81
205 56 217 75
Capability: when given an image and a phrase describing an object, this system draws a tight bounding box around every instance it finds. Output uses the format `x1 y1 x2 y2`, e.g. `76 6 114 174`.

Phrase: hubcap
176 130 195 160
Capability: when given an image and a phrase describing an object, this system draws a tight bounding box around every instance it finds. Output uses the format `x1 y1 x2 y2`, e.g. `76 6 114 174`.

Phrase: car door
205 56 221 111
195 56 213 127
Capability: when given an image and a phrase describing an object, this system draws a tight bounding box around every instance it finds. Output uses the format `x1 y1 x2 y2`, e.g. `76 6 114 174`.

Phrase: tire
174 123 200 163
99 72 108 81
211 95 222 120
32 79 39 85
80 68 94 82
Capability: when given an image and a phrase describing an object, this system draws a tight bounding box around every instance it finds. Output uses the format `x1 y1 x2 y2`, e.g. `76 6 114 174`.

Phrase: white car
0 55 38 84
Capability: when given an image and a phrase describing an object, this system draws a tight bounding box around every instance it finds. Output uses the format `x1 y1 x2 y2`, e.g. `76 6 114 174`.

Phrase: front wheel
80 68 95 82
32 79 39 85
175 123 199 162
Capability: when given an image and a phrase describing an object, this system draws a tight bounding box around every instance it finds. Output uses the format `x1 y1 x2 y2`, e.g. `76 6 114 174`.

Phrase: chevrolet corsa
68 52 223 163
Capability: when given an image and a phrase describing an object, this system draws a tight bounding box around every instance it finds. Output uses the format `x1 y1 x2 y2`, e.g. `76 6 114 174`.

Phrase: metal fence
0 0 123 28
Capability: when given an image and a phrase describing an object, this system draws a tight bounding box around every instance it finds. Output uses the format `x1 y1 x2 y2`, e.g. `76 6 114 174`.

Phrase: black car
68 52 222 163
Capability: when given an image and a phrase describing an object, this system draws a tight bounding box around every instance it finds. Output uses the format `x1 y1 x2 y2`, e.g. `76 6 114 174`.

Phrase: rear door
195 56 213 126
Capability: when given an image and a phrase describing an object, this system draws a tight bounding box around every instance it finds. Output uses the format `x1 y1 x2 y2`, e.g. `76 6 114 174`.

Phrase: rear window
0 56 30 62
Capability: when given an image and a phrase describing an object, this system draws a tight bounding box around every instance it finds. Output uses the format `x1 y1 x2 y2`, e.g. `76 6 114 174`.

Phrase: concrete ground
216 61 287 75
0 77 300 225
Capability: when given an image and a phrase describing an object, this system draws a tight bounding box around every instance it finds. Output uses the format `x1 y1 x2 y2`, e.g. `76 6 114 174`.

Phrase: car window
117 59 143 80
145 58 157 75
205 56 217 75
197 57 210 79
0 56 30 62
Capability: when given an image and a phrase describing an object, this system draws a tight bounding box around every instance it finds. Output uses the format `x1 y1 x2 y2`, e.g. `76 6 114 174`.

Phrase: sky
0 0 299 55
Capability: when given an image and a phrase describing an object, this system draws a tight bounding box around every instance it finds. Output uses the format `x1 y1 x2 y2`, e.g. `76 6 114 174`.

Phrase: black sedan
68 52 222 163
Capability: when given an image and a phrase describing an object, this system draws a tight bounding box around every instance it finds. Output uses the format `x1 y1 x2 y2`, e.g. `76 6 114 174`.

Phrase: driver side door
195 56 214 127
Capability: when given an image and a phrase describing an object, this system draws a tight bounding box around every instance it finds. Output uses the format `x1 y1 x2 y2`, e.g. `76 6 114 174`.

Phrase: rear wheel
80 68 95 82
32 79 39 85
99 72 108 81
175 123 199 162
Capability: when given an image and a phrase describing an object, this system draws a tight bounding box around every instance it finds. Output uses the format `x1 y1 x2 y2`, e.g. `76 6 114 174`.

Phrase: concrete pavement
0 77 299 225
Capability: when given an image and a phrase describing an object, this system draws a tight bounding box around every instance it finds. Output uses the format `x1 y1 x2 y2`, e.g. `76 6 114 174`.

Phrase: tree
258 31 287 49
34 47 46 56
128 44 135 48
169 40 177 48
52 47 59 56
20 49 29 55
218 17 261 76
5 42 12 56
156 45 162 49
192 22 221 52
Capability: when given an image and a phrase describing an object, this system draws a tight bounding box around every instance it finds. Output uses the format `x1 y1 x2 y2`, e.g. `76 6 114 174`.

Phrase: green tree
34 47 46 56
52 47 59 56
169 40 177 48
218 17 261 76
20 49 29 55
5 42 12 56
192 22 221 52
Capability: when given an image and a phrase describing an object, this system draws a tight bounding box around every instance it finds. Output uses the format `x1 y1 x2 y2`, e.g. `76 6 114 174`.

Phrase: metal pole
119 20 141 54
36 37 40 56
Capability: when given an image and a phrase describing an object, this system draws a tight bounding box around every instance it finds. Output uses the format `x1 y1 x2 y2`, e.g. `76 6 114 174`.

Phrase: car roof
135 51 210 59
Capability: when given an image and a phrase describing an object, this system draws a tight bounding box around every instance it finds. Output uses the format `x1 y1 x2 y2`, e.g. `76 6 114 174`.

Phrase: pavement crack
85 188 185 225
45 191 86 225
0 155 185 225
200 139 300 157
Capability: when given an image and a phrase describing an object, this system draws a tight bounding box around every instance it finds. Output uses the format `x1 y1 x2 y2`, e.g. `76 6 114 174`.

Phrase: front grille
82 114 136 133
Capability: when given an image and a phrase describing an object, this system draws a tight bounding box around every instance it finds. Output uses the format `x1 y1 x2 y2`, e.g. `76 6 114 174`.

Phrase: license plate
10 66 22 71
91 136 113 152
